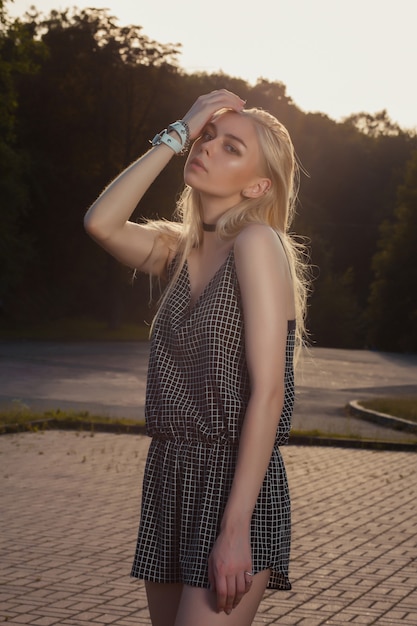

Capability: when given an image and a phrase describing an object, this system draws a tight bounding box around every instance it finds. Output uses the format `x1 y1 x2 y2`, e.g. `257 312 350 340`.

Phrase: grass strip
359 396 417 423
0 407 145 434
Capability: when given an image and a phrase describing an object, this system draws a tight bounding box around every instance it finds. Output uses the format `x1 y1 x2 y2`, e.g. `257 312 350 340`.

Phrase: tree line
1 3 416 351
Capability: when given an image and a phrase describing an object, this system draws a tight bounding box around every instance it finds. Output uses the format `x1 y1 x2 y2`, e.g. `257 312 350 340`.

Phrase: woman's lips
189 157 207 172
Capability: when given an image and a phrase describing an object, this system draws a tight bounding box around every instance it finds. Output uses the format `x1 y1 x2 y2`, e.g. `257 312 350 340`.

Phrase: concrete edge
348 400 417 434
1 418 416 452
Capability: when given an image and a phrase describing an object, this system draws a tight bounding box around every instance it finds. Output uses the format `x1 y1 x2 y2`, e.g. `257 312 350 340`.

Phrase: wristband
168 121 191 154
150 120 190 155
151 129 182 154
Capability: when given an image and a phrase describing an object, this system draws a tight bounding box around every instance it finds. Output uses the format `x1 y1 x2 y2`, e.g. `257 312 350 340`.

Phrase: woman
84 89 308 626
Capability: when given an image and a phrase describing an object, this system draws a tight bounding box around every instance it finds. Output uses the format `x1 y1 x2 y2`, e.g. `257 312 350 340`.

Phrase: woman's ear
242 177 271 198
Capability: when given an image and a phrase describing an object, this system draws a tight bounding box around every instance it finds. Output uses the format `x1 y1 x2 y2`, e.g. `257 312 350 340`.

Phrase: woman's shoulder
233 223 292 295
234 223 285 261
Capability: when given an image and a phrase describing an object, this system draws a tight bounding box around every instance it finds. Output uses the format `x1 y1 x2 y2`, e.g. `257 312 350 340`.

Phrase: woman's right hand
182 90 246 141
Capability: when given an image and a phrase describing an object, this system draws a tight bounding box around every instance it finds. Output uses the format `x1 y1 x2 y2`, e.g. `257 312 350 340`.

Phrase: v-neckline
185 248 234 312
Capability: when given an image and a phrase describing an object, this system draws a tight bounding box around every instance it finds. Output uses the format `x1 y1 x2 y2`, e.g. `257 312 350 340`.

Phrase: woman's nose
200 138 215 156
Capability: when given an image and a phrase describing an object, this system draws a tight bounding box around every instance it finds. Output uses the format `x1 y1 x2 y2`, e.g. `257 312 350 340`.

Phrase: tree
367 150 417 351
11 7 182 325
343 110 404 138
306 239 364 348
0 1 45 316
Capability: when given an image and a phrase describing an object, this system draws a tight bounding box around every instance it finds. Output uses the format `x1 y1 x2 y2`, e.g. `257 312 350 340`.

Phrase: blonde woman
84 89 308 626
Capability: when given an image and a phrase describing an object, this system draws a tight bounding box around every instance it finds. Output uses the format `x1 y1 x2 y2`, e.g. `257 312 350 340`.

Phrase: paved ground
1 343 417 624
1 430 416 625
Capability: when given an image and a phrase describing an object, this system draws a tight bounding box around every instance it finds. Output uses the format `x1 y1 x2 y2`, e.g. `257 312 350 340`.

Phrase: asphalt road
1 341 417 442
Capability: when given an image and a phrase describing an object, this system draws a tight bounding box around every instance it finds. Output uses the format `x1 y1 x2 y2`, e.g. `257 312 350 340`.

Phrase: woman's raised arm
84 90 246 276
84 144 178 276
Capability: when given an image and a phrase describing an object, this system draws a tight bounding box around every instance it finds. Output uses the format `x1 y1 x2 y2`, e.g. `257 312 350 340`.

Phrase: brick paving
1 430 416 625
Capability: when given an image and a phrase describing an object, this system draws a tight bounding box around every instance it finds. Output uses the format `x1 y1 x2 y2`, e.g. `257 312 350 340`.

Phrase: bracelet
168 121 191 154
150 120 190 155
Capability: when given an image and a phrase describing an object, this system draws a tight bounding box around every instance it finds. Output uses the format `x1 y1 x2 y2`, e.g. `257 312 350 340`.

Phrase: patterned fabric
131 247 295 590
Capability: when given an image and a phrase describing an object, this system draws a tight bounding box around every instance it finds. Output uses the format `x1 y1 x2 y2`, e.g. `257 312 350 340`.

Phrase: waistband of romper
151 431 239 448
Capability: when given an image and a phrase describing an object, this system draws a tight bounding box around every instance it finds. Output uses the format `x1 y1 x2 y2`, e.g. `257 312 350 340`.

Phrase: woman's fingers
225 575 237 615
182 89 246 139
232 571 248 609
208 536 253 613
214 571 254 614
214 573 229 613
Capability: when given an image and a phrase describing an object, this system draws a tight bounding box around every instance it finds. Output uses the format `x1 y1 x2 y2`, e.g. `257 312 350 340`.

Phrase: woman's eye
202 131 213 141
225 143 239 154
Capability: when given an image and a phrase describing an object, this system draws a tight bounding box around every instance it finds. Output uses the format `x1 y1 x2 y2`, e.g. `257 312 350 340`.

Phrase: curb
348 400 417 434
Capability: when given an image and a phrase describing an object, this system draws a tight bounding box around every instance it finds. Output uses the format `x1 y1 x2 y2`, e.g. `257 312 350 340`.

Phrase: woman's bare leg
145 581 183 626
173 569 270 626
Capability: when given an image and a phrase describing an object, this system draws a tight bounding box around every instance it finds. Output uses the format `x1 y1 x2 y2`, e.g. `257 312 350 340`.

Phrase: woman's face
184 111 265 210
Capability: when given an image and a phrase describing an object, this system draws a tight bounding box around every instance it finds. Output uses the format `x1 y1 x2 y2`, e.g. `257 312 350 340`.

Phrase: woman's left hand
208 527 253 614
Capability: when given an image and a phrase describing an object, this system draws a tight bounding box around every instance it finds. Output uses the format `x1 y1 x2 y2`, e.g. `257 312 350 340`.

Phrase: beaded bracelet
150 120 191 155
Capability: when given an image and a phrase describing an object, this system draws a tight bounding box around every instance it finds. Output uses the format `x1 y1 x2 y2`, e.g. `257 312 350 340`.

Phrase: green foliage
0 8 47 311
308 262 364 348
0 7 46 140
367 150 417 351
343 110 404 138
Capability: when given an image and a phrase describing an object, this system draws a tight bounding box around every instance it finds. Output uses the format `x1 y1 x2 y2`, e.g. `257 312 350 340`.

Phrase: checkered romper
131 247 294 590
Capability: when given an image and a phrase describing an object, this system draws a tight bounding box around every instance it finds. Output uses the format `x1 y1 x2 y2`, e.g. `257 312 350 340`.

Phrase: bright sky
8 0 417 130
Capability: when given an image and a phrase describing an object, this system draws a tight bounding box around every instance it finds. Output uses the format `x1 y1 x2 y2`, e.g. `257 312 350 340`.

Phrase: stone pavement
1 430 416 625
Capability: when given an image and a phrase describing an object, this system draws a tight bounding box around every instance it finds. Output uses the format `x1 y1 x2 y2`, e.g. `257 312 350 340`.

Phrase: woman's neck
202 221 216 232
200 193 237 227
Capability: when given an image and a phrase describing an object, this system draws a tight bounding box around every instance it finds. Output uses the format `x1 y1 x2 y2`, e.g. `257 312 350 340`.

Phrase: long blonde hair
147 107 310 357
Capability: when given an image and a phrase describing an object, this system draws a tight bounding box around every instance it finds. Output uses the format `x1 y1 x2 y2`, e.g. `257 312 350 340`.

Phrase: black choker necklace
202 222 216 232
